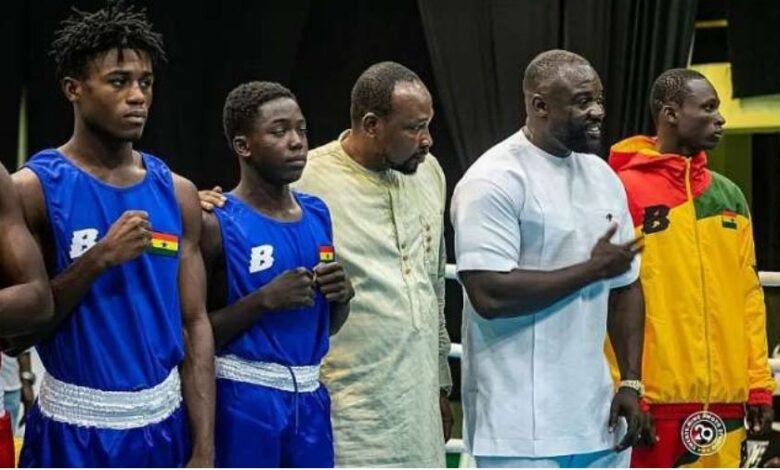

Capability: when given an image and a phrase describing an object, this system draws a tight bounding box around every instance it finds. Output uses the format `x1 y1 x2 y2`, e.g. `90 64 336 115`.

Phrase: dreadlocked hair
49 0 166 80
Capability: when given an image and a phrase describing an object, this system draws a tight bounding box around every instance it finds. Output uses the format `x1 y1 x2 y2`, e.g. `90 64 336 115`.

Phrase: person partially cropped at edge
607 68 774 468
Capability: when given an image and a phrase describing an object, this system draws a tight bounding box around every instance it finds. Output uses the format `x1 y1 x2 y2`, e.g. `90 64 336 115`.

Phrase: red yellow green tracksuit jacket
608 135 774 408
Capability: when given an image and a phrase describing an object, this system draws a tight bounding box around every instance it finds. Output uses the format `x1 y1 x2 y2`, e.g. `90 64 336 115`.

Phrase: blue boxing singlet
213 191 335 467
20 149 190 467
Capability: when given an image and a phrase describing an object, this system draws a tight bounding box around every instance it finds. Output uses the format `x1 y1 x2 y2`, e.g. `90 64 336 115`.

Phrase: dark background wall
0 0 704 399
20 0 780 399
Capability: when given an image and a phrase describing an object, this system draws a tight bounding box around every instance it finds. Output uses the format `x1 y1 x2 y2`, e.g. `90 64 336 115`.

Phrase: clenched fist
258 267 316 311
314 262 354 304
94 210 151 267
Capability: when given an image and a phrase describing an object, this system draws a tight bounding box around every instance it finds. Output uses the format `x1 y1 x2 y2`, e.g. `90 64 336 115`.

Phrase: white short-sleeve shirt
451 130 639 457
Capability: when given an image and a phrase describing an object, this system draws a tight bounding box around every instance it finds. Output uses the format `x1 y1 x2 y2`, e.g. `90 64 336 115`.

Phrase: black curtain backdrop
25 0 124 167
727 0 780 98
417 0 560 170
13 0 698 207
564 0 698 156
0 1 27 169
753 133 780 271
22 0 313 188
8 0 701 400
753 133 780 348
419 0 697 166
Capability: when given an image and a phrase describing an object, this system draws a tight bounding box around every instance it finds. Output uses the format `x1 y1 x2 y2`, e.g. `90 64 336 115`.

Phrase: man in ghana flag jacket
608 68 775 468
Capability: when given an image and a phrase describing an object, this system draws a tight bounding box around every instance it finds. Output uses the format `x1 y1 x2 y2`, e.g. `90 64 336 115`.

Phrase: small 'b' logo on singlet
249 244 275 273
69 228 99 259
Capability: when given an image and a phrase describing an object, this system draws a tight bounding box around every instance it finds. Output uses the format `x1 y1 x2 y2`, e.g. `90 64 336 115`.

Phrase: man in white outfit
451 49 647 468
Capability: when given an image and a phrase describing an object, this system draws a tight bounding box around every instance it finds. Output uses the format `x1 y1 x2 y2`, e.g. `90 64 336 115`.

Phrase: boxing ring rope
443 267 780 457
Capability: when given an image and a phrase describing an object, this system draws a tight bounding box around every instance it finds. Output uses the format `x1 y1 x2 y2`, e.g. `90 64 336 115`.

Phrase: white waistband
38 369 182 430
215 355 320 392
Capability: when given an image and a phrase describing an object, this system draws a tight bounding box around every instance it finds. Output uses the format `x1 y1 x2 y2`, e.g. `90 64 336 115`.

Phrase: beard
555 120 601 154
389 153 426 175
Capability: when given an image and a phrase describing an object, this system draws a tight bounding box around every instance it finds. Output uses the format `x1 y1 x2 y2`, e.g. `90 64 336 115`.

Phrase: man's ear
361 112 380 138
232 135 250 158
61 77 81 103
529 93 548 118
661 104 678 125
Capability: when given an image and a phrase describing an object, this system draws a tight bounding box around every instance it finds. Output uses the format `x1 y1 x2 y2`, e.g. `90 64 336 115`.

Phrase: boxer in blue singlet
200 81 353 467
9 3 215 466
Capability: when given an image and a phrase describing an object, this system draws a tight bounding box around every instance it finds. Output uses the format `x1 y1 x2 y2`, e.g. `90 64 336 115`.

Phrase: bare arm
18 350 35 419
328 296 350 336
607 279 645 451
201 209 317 349
607 280 644 381
17 350 32 374
0 165 53 337
173 175 215 467
461 262 600 319
461 225 640 319
313 262 353 336
4 169 152 352
50 207 150 317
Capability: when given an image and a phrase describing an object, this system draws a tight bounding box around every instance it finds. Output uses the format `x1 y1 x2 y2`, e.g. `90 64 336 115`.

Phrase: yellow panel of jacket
606 136 774 406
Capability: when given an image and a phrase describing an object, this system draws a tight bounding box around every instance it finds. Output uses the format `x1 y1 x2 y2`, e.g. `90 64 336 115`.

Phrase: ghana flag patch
319 245 334 262
721 210 738 230
147 231 179 257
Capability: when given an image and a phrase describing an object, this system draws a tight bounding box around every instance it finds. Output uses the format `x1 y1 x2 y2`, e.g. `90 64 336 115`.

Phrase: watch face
619 381 644 398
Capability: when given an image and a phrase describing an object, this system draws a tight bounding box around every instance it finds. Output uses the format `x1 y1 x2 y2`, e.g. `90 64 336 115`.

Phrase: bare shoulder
171 173 203 243
171 173 200 214
199 209 222 261
9 167 46 230
0 164 16 211
10 167 43 198
171 172 198 196
201 210 220 234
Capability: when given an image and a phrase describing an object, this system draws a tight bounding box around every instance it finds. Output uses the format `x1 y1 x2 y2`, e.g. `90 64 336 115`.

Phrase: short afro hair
222 81 297 146
649 68 709 122
49 0 166 81
350 61 424 126
522 49 591 94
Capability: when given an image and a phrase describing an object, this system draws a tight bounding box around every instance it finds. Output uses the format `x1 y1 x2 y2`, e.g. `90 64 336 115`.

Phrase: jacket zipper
685 159 712 407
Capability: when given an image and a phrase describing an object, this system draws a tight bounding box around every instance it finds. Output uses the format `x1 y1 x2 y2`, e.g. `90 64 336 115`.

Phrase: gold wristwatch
619 379 644 397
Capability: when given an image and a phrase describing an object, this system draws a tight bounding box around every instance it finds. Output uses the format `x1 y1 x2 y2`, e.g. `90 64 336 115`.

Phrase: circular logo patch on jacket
681 411 727 456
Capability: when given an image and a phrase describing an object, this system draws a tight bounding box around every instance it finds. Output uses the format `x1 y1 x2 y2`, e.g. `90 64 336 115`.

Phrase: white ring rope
444 264 780 286
445 267 780 360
